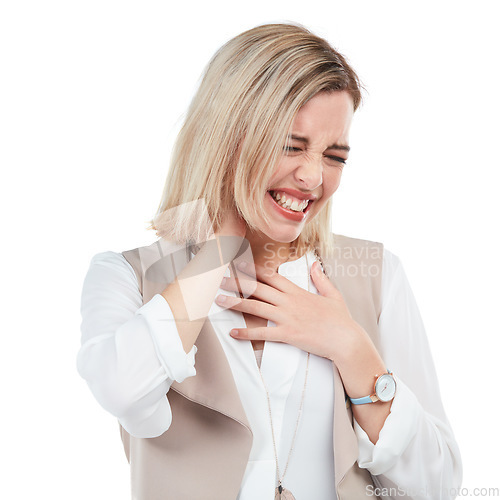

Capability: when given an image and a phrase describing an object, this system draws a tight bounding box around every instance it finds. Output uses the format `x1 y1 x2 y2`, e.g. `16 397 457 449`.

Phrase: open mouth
268 190 313 213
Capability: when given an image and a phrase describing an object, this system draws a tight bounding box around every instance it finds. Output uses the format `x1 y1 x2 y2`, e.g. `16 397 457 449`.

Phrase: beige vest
120 232 383 500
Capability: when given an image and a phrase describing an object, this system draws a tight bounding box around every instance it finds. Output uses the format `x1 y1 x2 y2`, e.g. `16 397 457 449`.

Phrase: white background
1 1 499 498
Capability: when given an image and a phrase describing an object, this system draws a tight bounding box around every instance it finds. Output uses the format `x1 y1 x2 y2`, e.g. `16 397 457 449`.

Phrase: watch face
375 374 396 402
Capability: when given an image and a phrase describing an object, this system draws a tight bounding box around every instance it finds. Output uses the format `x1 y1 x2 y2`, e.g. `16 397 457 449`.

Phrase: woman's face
257 90 354 244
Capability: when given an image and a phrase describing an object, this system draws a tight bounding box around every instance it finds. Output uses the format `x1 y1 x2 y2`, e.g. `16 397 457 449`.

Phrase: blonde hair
147 22 364 258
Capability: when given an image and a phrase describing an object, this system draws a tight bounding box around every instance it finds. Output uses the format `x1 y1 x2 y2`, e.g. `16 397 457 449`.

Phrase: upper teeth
270 191 310 212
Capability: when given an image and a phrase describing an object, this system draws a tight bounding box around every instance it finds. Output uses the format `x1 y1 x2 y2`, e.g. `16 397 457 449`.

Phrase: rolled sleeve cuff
354 375 421 475
135 293 197 383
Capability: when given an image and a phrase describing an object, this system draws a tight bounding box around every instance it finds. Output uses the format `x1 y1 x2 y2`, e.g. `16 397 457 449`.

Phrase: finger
219 276 280 305
229 326 283 342
214 295 280 323
310 260 338 298
235 260 296 294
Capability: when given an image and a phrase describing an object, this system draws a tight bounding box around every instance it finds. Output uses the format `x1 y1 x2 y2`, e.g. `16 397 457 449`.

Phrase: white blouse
76 246 462 500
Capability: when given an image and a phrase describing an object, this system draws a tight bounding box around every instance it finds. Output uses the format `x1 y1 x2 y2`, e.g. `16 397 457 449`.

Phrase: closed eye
325 155 347 164
283 146 348 165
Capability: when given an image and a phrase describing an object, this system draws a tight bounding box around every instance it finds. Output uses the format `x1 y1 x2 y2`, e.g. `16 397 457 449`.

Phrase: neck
245 229 297 271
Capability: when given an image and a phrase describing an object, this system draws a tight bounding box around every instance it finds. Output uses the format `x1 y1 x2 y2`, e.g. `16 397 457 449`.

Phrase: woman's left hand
216 258 394 445
215 259 366 362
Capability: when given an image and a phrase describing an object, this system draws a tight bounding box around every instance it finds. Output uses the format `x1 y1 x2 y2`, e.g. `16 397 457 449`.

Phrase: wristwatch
349 370 396 405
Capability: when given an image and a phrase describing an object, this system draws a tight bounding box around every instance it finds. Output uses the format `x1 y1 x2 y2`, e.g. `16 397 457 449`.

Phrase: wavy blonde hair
147 22 364 258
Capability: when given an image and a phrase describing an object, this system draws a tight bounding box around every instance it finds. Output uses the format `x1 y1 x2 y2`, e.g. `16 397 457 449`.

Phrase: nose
294 153 323 190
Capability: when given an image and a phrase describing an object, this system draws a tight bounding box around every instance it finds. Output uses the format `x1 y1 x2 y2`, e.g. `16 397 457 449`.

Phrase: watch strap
350 394 379 405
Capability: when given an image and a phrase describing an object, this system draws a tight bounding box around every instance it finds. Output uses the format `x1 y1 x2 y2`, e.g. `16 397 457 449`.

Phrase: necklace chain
255 247 323 491
257 348 310 488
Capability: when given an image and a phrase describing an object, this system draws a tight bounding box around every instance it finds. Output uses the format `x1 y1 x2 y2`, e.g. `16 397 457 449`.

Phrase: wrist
333 324 388 400
343 362 388 401
330 320 372 366
349 369 396 404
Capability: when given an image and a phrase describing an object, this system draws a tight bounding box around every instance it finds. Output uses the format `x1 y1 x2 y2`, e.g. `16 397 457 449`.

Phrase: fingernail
216 295 226 303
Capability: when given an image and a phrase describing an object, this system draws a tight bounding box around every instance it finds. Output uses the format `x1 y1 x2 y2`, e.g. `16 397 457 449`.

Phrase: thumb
310 261 337 297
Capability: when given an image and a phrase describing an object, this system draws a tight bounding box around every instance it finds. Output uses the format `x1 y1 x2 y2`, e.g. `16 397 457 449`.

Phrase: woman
77 23 462 499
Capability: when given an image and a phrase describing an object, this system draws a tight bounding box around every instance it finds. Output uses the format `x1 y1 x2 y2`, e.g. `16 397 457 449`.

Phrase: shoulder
329 233 404 288
88 250 135 272
88 239 179 276
331 232 401 266
85 250 138 286
80 250 144 313
332 232 383 249
121 238 187 259
327 232 384 264
381 247 403 278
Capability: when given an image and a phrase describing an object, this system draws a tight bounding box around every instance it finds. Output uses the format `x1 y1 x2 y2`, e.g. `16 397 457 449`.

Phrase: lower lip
266 191 312 222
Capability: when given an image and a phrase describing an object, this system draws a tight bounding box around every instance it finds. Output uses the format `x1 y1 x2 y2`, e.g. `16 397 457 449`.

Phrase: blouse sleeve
76 251 197 439
353 248 463 499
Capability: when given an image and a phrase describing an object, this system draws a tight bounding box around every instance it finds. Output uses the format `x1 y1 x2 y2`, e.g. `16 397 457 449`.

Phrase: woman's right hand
161 208 248 354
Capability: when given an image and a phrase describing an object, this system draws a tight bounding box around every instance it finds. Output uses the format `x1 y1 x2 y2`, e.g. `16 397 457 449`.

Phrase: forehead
290 91 354 142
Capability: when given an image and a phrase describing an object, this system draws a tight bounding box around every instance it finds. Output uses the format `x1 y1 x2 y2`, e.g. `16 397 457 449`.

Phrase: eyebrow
288 134 351 152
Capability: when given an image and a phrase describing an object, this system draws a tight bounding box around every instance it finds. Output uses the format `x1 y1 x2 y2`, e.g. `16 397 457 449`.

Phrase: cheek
310 171 342 213
268 158 292 186
323 169 343 197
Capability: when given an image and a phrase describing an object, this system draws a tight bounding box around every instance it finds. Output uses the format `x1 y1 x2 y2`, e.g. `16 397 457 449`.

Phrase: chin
254 224 304 244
